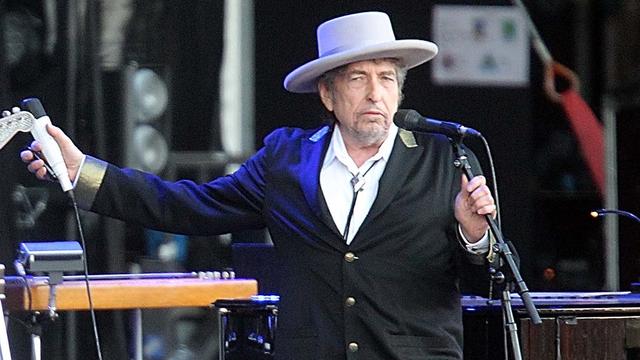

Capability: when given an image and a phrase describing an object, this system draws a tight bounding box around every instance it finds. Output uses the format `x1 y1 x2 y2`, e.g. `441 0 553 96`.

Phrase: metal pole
220 0 255 167
602 95 619 291
131 309 143 360
0 296 12 360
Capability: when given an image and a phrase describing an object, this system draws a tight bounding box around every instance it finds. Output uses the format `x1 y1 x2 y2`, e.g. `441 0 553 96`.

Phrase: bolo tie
342 158 381 242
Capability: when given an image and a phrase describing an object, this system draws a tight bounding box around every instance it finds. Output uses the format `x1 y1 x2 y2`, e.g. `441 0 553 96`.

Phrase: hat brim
284 39 438 93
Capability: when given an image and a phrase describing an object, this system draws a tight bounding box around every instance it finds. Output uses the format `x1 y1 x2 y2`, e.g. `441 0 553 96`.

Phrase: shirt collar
323 123 398 172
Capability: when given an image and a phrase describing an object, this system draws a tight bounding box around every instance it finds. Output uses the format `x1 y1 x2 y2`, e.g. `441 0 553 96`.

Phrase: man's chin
355 127 388 146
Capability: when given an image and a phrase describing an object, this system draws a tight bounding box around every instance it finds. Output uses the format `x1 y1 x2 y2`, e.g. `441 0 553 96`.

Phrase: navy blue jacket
87 126 487 359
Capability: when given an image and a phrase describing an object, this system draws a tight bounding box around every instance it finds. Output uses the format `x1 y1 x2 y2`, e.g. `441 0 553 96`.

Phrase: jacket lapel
298 126 342 236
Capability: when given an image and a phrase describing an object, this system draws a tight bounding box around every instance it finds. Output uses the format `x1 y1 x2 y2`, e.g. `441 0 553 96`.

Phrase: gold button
344 252 357 262
348 342 359 352
345 297 356 307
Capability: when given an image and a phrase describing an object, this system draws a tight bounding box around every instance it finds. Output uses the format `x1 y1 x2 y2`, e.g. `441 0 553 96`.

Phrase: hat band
319 39 392 58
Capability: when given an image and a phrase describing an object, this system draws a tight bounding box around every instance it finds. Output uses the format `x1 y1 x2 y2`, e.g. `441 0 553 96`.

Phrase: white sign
432 5 529 87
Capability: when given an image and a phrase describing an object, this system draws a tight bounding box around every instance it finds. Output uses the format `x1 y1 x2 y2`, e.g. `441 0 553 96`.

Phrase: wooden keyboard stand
3 274 258 360
4 275 258 311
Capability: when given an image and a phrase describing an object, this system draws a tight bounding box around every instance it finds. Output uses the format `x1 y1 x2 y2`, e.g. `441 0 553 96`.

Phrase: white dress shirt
320 124 397 244
320 124 489 252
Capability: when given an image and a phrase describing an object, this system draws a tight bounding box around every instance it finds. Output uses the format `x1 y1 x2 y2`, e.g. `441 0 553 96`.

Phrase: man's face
319 59 400 147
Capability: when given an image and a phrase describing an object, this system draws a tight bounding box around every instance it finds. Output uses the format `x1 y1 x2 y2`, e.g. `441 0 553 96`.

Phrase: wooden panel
4 277 257 311
520 317 557 360
520 316 634 360
558 317 626 360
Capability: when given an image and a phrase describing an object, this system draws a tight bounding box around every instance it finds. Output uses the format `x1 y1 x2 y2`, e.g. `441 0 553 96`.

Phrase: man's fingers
464 175 486 193
47 124 62 138
469 192 497 217
474 201 497 215
30 141 42 152
20 150 34 162
21 141 43 162
461 174 469 187
47 124 70 148
461 175 496 217
20 125 81 183
469 185 491 203
27 159 45 174
459 175 470 202
35 166 48 180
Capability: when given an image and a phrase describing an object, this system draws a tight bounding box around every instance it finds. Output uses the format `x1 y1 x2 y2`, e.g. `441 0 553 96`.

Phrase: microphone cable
8 190 104 360
471 134 507 360
24 148 103 359
478 135 502 229
591 208 640 223
67 189 104 360
29 146 103 359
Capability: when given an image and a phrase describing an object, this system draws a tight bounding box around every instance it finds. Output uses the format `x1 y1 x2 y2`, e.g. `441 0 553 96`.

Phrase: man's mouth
361 110 385 118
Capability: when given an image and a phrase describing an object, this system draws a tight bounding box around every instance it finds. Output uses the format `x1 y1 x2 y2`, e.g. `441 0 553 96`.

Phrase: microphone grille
393 109 421 129
21 98 47 118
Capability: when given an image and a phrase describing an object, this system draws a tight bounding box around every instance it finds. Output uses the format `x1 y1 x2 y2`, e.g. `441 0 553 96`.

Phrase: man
23 11 495 360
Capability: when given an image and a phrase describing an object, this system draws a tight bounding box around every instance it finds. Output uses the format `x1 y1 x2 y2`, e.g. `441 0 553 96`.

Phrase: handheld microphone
393 109 481 139
21 98 73 193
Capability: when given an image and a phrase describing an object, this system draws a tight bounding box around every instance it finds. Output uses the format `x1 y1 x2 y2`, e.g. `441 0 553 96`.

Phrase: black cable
479 135 501 229
67 190 103 360
27 145 103 358
475 135 504 358
592 209 640 223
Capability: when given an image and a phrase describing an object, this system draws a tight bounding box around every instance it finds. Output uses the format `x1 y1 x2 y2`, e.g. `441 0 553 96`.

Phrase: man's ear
318 82 333 112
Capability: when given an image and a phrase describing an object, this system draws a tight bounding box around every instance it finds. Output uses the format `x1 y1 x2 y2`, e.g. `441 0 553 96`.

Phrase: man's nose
367 80 383 102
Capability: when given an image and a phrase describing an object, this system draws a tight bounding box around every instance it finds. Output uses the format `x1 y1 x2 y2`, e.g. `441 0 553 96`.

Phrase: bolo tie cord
342 159 381 242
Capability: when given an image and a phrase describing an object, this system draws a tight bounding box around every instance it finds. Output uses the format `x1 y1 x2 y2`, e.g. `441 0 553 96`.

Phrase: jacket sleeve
453 143 493 296
73 146 271 236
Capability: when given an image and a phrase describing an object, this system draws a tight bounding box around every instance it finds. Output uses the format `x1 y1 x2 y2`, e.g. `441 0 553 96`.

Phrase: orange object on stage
561 88 605 195
4 275 258 311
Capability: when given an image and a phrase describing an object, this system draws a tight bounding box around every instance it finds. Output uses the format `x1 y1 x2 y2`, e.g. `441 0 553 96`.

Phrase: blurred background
0 0 638 359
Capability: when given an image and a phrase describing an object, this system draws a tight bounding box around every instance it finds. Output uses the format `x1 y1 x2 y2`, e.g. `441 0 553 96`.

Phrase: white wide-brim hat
284 11 438 93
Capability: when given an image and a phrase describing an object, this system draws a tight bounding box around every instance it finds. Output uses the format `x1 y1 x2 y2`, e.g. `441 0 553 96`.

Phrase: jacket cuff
456 224 489 265
74 155 107 209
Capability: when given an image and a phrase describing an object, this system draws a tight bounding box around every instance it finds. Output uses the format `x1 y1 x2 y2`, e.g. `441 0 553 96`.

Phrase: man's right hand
20 124 85 182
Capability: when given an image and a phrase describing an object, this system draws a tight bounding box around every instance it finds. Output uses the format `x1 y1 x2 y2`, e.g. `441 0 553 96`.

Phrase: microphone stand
450 139 541 360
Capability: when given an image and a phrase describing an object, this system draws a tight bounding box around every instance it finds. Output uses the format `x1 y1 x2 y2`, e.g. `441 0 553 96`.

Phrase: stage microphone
393 109 482 139
590 209 640 223
21 98 73 193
